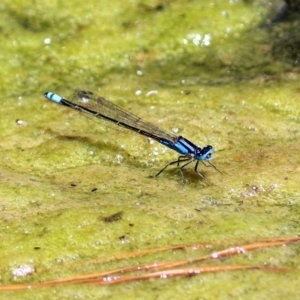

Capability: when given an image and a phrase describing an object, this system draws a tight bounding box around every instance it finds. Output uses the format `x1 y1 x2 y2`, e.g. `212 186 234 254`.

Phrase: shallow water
1 0 300 298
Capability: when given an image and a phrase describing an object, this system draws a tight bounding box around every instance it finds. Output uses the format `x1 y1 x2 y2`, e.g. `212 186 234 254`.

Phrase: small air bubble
44 38 51 45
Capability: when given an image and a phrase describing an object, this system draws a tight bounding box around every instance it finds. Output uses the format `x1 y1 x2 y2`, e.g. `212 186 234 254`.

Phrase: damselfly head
196 145 214 161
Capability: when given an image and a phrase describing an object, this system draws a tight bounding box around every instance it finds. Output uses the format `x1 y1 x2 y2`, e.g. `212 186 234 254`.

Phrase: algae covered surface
1 0 300 298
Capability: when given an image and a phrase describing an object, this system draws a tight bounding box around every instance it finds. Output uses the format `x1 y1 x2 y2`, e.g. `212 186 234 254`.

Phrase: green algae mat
1 1 300 299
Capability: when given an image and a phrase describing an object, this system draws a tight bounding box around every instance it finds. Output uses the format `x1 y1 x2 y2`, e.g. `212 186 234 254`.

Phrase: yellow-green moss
0 0 300 298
